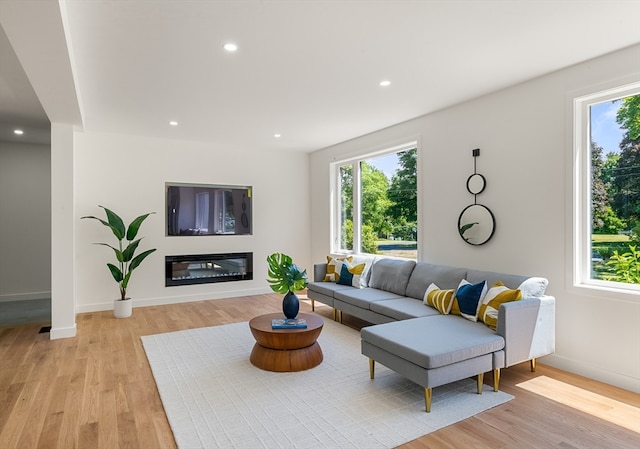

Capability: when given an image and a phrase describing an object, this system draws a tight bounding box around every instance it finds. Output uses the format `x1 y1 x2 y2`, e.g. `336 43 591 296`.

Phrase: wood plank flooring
1 294 638 448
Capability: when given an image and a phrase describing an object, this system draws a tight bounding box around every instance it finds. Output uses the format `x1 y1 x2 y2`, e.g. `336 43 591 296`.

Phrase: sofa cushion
368 258 416 296
453 280 487 322
323 255 352 282
361 315 505 369
334 287 403 310
337 262 366 288
405 262 467 299
370 298 441 321
307 281 354 297
478 282 522 330
423 283 455 314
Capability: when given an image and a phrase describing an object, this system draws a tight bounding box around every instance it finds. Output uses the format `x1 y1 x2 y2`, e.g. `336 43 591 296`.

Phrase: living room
1 1 639 447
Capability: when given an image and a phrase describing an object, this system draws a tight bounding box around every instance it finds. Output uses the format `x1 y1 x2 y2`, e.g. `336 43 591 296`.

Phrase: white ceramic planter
114 298 132 318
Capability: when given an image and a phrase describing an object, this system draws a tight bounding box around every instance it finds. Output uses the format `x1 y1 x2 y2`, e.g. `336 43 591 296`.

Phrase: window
334 143 418 259
215 190 235 234
573 84 640 293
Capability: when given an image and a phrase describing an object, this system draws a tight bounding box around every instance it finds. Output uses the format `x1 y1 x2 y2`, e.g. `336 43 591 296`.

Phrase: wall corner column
50 123 77 339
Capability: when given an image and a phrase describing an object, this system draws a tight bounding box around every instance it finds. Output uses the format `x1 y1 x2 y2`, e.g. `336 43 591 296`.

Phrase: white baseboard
50 323 77 339
542 353 640 394
75 287 273 313
0 291 51 302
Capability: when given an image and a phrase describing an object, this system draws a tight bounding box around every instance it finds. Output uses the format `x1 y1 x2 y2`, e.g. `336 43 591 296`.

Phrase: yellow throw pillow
323 255 353 282
423 283 455 315
478 281 522 330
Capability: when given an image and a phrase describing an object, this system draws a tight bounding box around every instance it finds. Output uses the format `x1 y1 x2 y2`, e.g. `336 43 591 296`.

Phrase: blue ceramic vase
282 291 299 319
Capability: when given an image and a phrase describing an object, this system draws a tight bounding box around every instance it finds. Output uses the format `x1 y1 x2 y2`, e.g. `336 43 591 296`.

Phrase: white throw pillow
518 277 548 298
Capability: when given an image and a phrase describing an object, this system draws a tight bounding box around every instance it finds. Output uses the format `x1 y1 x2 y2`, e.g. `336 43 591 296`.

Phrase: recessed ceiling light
169 121 178 126
14 129 24 135
274 133 281 138
223 42 238 52
379 80 391 87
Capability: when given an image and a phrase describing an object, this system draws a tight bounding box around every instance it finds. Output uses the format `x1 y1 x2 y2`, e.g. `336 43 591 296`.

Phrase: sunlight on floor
516 376 640 433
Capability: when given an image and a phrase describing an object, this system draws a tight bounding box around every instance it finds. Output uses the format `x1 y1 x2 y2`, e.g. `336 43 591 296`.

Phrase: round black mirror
458 204 495 245
466 173 486 195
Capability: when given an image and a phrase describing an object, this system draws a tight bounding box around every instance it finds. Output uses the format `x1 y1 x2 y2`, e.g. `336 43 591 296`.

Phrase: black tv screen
166 183 252 236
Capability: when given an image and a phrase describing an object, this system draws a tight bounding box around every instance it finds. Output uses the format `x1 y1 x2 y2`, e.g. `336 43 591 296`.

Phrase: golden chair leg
477 372 484 394
530 358 537 372
369 358 375 379
425 388 432 413
493 369 500 392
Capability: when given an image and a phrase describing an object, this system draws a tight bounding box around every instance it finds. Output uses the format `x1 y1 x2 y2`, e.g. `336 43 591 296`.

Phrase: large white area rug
142 317 513 449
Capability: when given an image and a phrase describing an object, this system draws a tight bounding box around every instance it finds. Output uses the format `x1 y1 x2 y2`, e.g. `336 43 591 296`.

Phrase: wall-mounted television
166 183 252 236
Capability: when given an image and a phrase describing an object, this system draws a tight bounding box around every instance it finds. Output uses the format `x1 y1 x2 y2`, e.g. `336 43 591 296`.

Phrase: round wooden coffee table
249 312 324 372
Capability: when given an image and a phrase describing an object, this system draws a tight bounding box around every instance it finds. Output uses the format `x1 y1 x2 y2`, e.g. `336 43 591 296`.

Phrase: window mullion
353 162 362 254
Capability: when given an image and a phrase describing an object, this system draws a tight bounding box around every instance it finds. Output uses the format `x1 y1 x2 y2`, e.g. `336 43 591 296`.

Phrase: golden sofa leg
337 310 343 323
332 308 336 321
493 369 500 392
311 298 315 311
477 372 484 394
369 358 375 379
425 388 432 413
530 358 537 372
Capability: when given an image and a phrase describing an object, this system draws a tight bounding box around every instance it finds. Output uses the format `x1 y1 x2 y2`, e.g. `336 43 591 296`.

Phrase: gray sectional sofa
307 255 556 412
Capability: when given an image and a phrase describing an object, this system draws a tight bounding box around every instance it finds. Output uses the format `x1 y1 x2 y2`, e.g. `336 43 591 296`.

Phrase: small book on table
271 318 307 329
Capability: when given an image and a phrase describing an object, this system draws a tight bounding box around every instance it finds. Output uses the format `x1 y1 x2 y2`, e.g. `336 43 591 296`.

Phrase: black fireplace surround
165 252 253 287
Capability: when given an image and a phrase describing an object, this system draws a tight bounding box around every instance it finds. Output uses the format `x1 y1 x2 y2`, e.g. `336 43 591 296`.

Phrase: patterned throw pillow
323 255 353 282
423 283 455 314
478 282 522 330
453 279 487 322
337 262 366 288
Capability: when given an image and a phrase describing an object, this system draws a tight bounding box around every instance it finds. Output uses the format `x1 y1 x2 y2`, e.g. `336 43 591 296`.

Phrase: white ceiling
1 0 639 151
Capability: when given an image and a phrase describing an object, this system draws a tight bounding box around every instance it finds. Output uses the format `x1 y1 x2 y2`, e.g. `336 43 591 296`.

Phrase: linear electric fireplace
165 252 253 287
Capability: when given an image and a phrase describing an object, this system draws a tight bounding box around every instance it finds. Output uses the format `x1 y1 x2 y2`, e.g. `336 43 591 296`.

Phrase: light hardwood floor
1 294 638 448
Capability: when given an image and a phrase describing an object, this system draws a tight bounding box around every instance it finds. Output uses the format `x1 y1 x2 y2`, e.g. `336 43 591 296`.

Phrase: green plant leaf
100 206 126 240
129 248 157 272
459 222 479 235
266 253 308 293
121 270 133 291
121 239 142 262
95 242 124 262
107 263 123 282
126 212 155 241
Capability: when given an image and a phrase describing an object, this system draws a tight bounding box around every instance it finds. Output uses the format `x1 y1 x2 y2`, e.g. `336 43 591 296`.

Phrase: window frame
571 81 640 296
331 141 419 257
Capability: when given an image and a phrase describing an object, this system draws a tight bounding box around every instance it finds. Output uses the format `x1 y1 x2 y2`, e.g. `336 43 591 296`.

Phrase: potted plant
82 206 157 318
266 252 309 319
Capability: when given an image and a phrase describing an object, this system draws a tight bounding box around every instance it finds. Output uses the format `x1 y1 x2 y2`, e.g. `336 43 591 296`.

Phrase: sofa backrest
369 258 416 296
405 262 468 300
466 269 528 290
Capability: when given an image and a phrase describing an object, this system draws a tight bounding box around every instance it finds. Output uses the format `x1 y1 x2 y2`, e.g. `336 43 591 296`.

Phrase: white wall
0 140 51 302
73 131 310 312
310 44 640 392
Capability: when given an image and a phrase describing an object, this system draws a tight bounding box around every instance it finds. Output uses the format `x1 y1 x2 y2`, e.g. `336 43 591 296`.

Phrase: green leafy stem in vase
266 252 309 294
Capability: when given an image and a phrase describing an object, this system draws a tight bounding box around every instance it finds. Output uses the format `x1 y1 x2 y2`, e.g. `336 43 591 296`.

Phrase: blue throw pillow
337 263 354 286
455 280 487 322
